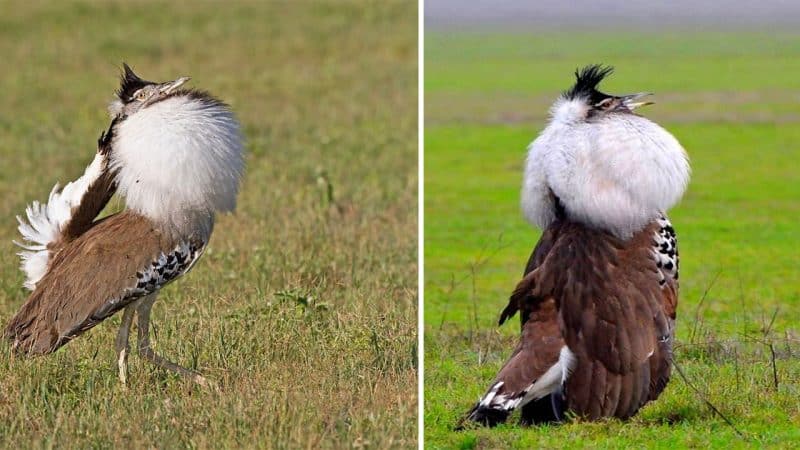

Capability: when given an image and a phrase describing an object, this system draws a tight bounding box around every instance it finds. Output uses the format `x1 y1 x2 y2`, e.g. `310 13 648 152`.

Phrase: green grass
0 1 417 448
424 31 800 448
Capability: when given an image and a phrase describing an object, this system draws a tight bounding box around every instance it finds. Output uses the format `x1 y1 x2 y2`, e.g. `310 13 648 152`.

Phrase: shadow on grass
640 404 706 425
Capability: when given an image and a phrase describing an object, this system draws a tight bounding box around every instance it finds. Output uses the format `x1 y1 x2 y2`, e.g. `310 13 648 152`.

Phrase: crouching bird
462 65 690 426
6 64 244 387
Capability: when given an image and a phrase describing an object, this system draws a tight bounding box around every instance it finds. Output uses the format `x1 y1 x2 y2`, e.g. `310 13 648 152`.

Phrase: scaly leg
135 294 216 389
115 305 135 385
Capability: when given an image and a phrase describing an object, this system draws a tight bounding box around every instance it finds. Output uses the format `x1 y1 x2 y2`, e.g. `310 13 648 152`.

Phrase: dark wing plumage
5 212 202 355
58 119 120 243
463 218 678 426
462 226 565 426
548 221 675 419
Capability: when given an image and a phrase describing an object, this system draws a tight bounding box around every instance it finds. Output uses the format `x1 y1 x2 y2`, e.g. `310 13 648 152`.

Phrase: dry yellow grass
0 1 417 448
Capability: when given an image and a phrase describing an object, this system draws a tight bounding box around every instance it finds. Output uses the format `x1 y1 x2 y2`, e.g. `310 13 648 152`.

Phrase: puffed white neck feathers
110 95 244 237
521 96 690 239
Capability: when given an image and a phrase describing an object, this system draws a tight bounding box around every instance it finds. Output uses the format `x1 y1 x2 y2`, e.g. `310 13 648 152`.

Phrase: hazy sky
426 0 800 30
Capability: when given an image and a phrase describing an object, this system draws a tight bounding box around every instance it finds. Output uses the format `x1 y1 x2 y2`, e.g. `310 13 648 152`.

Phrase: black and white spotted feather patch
652 215 679 287
87 241 205 323
69 241 205 340
129 241 204 297
464 381 520 426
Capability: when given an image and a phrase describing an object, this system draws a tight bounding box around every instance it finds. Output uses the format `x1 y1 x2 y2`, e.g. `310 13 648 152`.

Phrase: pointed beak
158 76 191 95
620 92 654 110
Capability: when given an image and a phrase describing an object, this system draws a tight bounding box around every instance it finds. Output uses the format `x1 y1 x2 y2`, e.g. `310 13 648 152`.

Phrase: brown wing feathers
547 221 675 419
58 118 120 244
498 225 562 327
462 226 564 427
5 212 178 355
465 218 678 426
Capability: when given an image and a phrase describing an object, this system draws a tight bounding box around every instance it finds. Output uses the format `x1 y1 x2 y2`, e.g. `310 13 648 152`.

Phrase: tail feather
458 382 517 428
14 153 109 291
459 345 573 429
459 404 512 429
459 387 567 429
4 294 60 355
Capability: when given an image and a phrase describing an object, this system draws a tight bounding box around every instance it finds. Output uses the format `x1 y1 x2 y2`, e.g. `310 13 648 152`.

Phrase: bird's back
5 211 200 355
552 219 677 419
464 217 678 425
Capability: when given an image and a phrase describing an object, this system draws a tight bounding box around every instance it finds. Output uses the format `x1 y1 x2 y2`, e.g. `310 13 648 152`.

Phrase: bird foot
139 345 219 391
117 347 129 386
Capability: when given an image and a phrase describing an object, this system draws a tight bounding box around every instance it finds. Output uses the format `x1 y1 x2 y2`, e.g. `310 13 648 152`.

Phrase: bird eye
595 98 615 109
134 90 147 101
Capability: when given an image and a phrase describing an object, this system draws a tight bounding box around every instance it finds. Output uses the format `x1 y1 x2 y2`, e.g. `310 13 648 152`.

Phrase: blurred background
427 0 800 29
424 1 800 447
0 1 417 448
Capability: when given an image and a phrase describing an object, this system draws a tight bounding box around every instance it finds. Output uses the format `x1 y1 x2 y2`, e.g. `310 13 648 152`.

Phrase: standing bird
462 65 690 426
6 64 244 387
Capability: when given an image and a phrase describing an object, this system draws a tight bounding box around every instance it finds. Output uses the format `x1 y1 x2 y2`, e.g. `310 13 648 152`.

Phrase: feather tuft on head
563 64 614 101
116 63 153 102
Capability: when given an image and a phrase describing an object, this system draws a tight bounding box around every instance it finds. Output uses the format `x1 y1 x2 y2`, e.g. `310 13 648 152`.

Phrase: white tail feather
519 346 577 407
14 154 105 290
476 346 577 415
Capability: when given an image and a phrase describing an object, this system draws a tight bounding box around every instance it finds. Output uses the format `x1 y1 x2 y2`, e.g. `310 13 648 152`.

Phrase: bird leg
134 294 216 389
114 306 135 385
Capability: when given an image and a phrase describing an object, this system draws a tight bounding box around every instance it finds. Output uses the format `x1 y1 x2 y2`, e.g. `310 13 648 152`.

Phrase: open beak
158 76 191 95
620 92 654 111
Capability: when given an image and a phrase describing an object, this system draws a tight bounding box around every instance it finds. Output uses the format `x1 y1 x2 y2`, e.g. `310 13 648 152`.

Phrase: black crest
116 63 153 102
563 64 614 104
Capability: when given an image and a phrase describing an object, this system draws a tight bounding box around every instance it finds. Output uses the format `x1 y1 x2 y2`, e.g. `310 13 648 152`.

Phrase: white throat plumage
521 96 690 239
110 94 244 239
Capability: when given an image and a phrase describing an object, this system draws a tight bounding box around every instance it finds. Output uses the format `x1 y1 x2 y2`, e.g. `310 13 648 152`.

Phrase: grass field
0 2 417 448
424 31 800 448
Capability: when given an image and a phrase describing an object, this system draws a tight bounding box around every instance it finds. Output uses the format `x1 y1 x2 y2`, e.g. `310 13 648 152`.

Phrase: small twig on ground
672 359 746 439
769 343 779 390
469 264 478 340
737 267 748 341
762 307 779 337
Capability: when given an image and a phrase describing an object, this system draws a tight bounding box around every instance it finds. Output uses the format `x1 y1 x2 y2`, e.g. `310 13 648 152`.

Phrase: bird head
521 64 690 239
105 64 245 237
570 65 655 115
551 65 655 124
108 63 191 118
